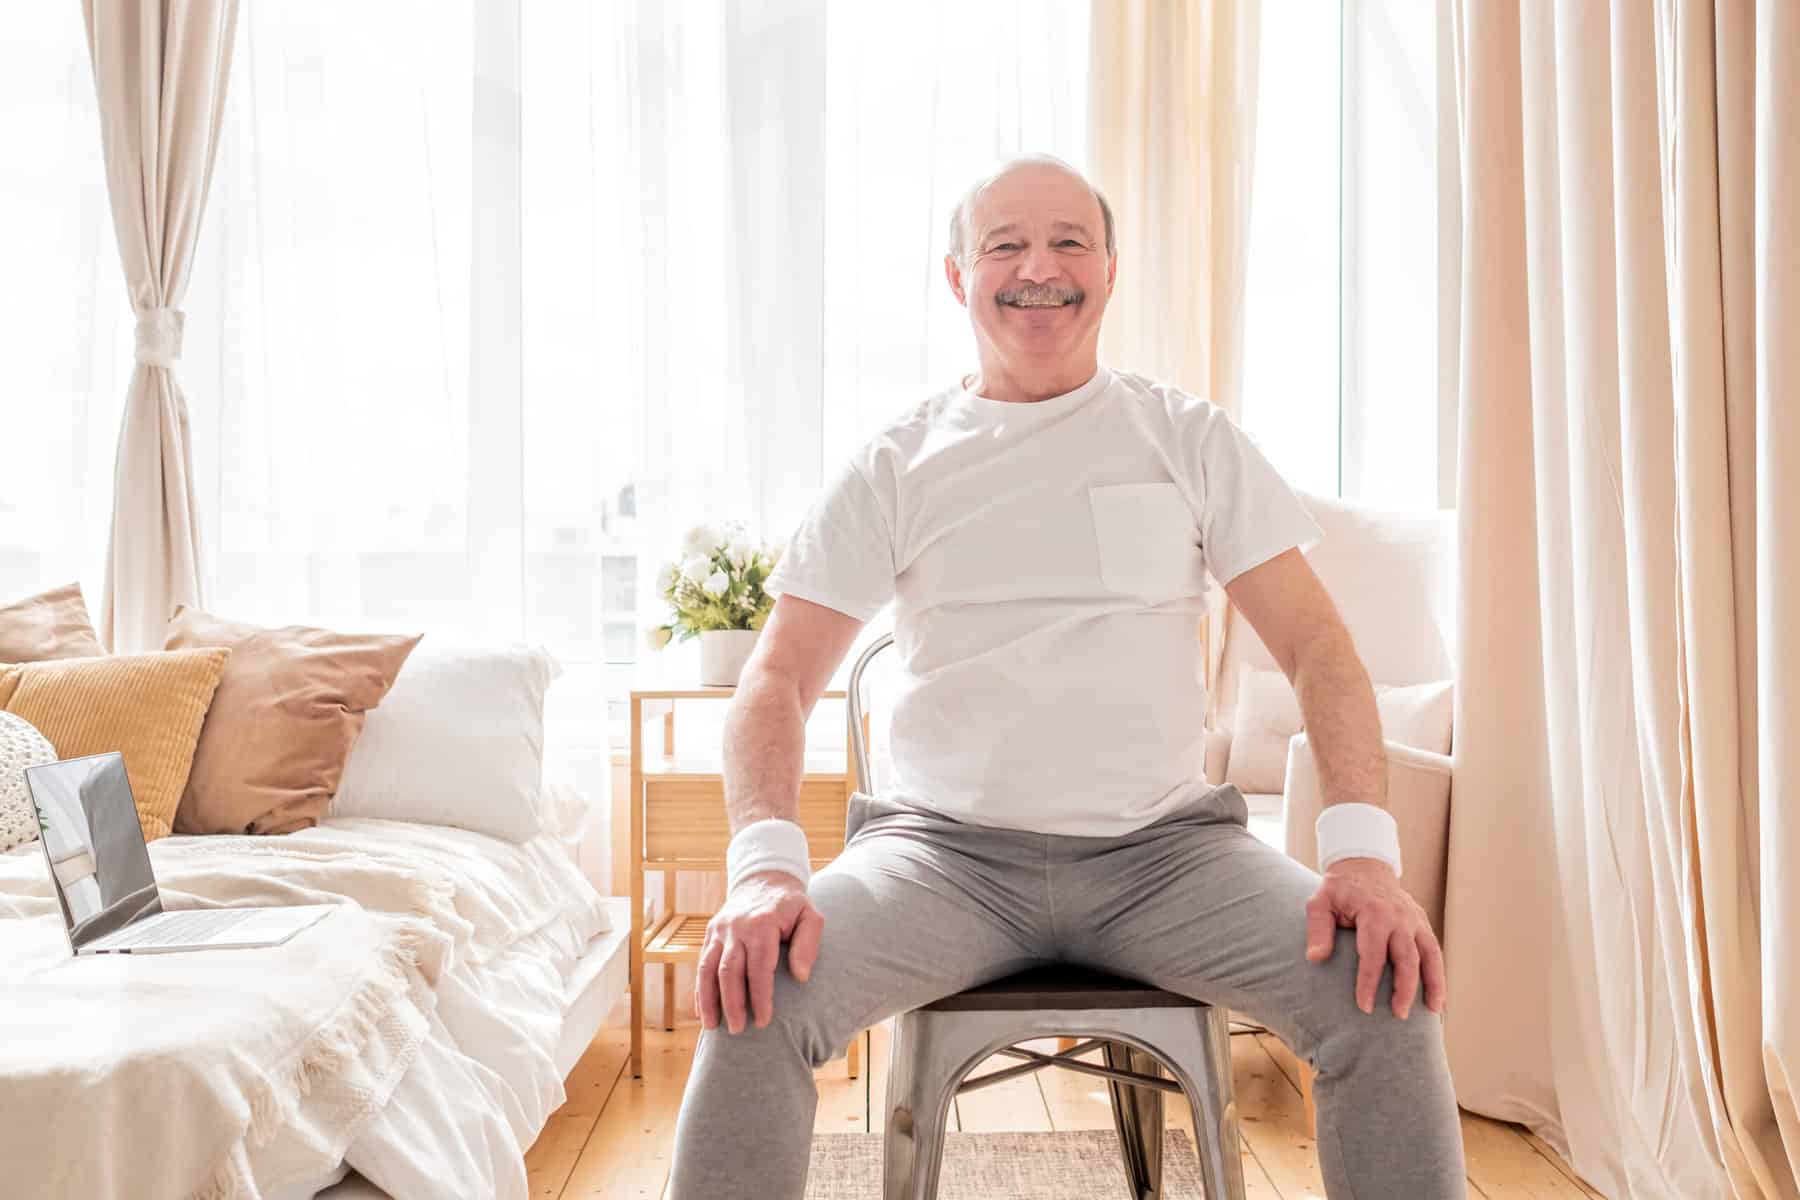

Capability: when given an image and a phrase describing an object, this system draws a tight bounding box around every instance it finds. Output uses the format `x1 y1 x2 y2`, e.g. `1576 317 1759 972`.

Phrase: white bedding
323 822 614 1199
270 819 616 1200
0 817 612 1200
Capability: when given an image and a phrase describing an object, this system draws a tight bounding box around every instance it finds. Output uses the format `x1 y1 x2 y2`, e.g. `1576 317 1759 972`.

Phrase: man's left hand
1304 858 1446 1019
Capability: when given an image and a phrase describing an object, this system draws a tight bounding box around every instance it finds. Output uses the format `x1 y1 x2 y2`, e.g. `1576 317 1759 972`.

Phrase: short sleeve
763 458 896 622
1184 400 1324 584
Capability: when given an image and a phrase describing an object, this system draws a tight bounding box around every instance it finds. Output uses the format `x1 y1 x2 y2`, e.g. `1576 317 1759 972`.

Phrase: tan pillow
0 583 105 662
166 607 421 836
0 648 231 842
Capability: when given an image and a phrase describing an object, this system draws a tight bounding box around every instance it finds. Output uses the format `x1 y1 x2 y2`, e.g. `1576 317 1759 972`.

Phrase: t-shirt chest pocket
1086 482 1204 601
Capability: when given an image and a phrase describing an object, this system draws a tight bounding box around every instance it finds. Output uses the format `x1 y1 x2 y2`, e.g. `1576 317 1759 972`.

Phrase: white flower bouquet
644 521 783 650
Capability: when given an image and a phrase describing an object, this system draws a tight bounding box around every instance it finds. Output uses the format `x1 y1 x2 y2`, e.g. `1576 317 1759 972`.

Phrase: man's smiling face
946 160 1116 387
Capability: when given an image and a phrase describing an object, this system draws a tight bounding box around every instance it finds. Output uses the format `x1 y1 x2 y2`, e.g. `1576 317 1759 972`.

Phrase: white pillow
1223 668 1455 795
1373 679 1454 755
0 712 57 854
331 639 559 842
1223 666 1303 795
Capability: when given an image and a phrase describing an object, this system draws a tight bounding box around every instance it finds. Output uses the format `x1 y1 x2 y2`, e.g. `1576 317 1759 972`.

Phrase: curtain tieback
134 307 185 367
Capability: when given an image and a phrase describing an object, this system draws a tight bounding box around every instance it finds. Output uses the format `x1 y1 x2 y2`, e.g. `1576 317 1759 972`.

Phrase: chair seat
921 963 1202 1012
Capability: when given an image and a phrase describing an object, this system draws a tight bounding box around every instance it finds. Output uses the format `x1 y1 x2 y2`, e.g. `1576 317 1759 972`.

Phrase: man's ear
1105 252 1118 298
944 254 968 307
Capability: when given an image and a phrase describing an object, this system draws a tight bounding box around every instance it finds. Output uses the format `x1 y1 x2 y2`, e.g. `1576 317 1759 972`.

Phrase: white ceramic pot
698 628 760 686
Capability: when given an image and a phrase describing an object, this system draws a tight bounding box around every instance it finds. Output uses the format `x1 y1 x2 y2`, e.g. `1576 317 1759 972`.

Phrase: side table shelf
645 911 712 961
627 686 866 1082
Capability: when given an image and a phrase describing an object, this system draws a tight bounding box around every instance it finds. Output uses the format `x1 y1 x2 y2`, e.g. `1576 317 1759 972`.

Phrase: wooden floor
526 1010 1602 1199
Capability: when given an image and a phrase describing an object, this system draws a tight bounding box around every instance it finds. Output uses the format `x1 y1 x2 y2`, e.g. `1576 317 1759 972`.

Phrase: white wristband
726 818 812 893
1315 803 1402 877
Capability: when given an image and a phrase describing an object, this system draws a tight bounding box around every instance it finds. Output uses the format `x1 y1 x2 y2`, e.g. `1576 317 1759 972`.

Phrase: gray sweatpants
667 784 1466 1198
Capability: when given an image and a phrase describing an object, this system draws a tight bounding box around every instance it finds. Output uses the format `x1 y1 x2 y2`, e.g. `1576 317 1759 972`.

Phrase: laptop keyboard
93 907 256 950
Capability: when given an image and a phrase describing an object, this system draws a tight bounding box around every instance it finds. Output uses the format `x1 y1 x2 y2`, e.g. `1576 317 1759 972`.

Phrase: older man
667 155 1465 1198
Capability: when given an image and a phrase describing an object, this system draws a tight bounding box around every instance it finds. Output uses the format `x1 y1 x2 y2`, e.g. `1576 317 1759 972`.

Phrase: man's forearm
1291 630 1387 810
721 671 808 836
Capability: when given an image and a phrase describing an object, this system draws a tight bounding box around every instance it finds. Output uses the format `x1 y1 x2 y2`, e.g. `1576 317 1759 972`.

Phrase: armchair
1204 492 1458 935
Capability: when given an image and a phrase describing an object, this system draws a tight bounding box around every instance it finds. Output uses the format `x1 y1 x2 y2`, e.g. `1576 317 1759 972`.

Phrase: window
1240 11 1342 500
1341 0 1445 508
1240 1 1447 510
0 8 126 604
516 0 1090 749
1 3 1444 763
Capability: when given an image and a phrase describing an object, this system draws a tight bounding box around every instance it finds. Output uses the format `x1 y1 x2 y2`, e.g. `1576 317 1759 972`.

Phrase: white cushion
1223 666 1455 796
331 639 558 842
1213 493 1455 729
1374 679 1454 755
0 713 56 854
1224 666 1303 795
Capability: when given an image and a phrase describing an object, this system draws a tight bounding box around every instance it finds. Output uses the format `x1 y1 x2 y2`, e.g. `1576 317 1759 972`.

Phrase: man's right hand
694 870 825 1035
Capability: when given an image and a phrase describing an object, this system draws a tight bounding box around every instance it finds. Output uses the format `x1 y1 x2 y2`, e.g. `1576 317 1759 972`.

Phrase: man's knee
695 973 840 1073
765 940 860 1069
1302 928 1446 1069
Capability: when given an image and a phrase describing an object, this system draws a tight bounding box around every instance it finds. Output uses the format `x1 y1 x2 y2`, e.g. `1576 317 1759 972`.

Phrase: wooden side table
627 686 862 1080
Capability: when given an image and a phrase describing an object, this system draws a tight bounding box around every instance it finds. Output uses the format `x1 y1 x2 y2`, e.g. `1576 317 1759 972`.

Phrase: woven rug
803 1129 1205 1199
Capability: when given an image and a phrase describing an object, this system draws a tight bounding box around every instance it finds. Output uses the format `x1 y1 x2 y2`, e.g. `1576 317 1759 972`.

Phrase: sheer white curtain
0 10 130 608
524 0 1089 653
182 2 476 636
0 1 1088 906
524 0 1090 1017
177 0 1084 905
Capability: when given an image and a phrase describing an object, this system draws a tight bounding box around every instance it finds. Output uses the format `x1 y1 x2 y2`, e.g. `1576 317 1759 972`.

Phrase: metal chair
845 633 1247 1200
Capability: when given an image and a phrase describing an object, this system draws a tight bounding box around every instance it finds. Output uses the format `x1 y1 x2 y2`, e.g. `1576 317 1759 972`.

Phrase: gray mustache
996 284 1083 306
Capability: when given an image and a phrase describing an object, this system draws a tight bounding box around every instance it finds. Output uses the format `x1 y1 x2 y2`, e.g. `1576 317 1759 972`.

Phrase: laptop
25 752 336 955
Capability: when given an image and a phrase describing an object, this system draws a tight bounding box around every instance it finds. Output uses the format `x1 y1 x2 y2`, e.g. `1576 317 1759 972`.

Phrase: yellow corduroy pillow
0 648 231 842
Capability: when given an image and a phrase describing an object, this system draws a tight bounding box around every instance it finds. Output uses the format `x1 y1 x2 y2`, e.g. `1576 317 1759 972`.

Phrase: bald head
947 154 1116 264
942 154 1118 403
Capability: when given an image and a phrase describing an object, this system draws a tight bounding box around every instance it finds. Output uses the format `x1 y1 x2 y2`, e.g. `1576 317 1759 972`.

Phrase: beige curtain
1444 1 1799 1196
83 0 238 652
1086 0 1260 704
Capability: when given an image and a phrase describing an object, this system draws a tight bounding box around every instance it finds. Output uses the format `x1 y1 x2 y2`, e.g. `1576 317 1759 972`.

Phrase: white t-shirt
763 365 1322 837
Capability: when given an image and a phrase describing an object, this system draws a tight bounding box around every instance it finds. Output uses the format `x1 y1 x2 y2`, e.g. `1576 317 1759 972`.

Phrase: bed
0 813 629 1200
273 819 630 1200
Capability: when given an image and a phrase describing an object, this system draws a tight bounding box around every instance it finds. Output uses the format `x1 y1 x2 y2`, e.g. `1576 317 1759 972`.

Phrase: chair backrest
1211 493 1457 729
846 631 895 796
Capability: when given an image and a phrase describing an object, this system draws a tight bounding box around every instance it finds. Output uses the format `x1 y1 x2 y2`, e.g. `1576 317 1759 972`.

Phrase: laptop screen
26 753 163 950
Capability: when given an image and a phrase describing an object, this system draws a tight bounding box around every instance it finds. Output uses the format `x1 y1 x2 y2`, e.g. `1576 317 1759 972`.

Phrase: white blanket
0 819 611 1200
310 820 613 1200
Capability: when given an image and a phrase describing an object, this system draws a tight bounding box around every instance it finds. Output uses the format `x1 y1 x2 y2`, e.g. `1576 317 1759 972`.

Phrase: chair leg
1119 1008 1246 1200
1191 1007 1247 1200
881 1006 1247 1200
882 1016 921 1200
848 1029 862 1078
883 1011 959 1200
1102 1040 1166 1200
